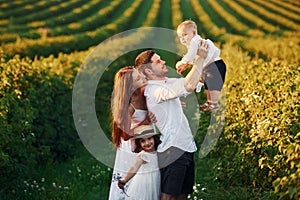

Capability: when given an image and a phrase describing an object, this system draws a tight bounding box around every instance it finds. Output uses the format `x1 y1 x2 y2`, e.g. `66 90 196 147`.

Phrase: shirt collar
148 78 168 85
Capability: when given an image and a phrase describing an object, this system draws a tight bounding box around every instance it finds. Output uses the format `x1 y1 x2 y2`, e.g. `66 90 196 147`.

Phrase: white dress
125 151 160 200
108 108 147 200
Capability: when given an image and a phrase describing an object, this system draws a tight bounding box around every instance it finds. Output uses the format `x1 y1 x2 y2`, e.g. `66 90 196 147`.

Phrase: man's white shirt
144 78 197 153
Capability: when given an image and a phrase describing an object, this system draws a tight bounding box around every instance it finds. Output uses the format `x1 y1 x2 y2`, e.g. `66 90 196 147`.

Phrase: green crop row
270 0 300 14
238 0 300 32
0 0 39 16
10 0 85 25
0 0 150 59
0 1 108 34
256 0 300 22
1 0 299 58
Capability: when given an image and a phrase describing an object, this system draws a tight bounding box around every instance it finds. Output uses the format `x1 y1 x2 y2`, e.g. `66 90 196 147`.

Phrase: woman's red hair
111 66 135 148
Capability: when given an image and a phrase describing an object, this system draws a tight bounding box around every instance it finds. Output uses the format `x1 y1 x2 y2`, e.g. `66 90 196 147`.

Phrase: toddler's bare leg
210 90 220 103
203 90 220 112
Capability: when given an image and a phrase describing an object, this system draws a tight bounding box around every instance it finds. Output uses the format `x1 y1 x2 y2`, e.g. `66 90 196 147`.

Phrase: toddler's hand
177 63 189 74
118 179 126 189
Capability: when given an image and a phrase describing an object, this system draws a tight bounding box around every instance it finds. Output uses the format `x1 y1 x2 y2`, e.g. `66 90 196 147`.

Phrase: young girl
176 20 227 112
118 125 161 200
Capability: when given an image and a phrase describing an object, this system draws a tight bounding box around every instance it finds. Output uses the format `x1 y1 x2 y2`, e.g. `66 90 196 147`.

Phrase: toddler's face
177 26 195 46
140 136 155 152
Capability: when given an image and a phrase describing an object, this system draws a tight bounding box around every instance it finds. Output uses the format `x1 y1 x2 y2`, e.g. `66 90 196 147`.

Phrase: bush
0 49 79 190
212 42 299 199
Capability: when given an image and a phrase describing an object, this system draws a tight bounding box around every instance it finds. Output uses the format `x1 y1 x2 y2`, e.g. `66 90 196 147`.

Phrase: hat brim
133 132 159 139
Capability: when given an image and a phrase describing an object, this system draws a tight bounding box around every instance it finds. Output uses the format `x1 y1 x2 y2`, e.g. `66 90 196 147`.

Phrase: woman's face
131 69 147 89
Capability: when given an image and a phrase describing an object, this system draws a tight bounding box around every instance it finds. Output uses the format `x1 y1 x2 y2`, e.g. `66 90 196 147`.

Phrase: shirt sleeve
181 39 198 64
204 39 220 66
138 151 149 163
145 78 190 104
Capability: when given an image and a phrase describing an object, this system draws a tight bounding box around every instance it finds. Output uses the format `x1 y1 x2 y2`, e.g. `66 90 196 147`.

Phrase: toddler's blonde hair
177 20 197 33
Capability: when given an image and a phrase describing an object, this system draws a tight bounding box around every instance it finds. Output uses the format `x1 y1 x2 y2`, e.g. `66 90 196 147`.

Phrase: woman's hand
147 111 157 123
180 101 186 109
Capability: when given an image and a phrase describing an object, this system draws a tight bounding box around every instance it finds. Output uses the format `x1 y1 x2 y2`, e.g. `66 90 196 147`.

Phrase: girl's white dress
108 108 147 200
125 150 160 200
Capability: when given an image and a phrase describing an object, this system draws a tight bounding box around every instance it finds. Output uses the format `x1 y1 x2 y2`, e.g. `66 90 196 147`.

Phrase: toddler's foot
199 101 209 110
203 102 219 112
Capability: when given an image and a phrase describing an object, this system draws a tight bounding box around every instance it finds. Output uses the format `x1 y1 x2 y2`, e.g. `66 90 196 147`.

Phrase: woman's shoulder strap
130 103 136 110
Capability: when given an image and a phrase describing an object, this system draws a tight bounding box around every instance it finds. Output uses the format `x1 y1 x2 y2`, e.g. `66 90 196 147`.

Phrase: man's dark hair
135 50 156 67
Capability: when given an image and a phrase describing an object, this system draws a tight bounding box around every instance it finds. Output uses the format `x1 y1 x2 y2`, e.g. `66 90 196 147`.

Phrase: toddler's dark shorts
203 59 226 91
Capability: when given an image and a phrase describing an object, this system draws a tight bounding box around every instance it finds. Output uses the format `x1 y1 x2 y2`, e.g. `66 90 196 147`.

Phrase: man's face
149 53 168 79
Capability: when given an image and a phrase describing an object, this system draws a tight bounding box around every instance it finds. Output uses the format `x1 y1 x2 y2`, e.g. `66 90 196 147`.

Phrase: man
135 40 209 200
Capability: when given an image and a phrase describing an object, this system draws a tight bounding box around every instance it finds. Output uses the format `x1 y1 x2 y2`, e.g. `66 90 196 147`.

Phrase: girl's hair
111 66 135 148
133 135 161 153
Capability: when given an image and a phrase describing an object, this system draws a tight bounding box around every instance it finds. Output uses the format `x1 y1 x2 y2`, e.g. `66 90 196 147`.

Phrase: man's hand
197 39 209 59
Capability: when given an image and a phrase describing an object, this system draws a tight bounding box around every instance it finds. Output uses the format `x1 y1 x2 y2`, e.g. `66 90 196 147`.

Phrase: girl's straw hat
133 125 159 139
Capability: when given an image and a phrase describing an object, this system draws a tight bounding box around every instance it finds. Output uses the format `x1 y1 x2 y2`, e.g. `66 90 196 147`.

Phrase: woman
109 66 156 199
